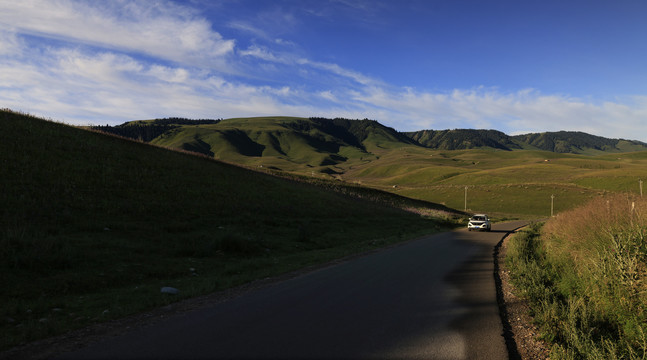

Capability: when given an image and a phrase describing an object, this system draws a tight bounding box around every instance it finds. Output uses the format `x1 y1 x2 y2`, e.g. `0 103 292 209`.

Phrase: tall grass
506 195 647 359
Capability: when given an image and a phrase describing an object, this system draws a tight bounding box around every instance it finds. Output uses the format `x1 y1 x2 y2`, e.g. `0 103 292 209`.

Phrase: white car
468 214 491 232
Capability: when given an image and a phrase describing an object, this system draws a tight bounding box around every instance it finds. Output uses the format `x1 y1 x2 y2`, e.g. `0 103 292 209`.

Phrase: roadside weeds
495 227 551 360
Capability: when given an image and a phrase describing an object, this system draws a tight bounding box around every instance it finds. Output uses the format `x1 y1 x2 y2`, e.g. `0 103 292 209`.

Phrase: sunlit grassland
0 110 458 351
393 184 600 217
338 147 647 217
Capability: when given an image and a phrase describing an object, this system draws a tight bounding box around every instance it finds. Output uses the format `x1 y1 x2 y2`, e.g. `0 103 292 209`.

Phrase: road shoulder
496 230 551 360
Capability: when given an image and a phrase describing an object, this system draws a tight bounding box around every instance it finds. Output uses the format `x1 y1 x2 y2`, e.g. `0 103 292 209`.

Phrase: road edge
493 224 525 360
494 224 551 360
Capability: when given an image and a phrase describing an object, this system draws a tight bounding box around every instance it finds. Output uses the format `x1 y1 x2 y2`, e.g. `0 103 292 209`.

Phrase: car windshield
471 216 486 221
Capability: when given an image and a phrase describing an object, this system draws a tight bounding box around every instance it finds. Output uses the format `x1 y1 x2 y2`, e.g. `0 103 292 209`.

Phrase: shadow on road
449 221 527 360
468 229 509 234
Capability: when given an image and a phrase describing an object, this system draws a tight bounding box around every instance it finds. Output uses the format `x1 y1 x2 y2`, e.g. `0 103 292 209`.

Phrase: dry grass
542 194 647 278
508 194 647 359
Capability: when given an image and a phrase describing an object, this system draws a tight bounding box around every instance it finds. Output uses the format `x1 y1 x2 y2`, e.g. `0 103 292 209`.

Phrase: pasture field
339 147 647 217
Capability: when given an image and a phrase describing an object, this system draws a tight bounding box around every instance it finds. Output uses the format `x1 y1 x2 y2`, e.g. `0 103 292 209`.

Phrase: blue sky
1 0 647 141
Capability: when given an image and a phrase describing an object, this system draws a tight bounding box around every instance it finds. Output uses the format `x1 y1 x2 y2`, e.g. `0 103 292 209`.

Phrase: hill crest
94 117 647 156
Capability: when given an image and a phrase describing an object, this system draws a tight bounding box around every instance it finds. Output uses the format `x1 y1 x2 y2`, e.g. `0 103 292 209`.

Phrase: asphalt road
59 221 527 360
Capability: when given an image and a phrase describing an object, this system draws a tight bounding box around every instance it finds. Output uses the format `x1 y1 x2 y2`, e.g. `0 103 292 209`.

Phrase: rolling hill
511 131 647 154
405 129 524 151
405 129 647 154
94 117 420 175
97 117 647 160
91 116 647 217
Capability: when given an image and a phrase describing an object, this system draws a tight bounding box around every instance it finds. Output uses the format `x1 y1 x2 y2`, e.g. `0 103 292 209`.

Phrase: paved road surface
59 221 527 359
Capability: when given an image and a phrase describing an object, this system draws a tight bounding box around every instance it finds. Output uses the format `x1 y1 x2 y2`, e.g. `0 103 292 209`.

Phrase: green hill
96 118 647 170
405 129 524 150
94 116 418 175
511 131 647 154
1 109 456 351
405 129 647 154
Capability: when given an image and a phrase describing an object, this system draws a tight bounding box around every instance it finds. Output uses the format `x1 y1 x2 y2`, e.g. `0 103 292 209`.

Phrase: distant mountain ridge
91 118 221 142
92 117 647 164
511 131 647 154
404 128 647 154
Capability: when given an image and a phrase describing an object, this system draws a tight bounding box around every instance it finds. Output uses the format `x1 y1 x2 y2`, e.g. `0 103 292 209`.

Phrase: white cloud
275 38 296 47
0 42 310 124
227 20 270 40
297 59 379 87
147 66 190 84
239 45 287 63
0 29 23 56
55 49 143 85
319 91 337 102
0 0 235 67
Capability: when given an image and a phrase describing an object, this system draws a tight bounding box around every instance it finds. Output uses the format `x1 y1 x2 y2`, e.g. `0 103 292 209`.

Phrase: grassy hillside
512 131 647 155
506 195 647 358
404 128 647 154
93 117 647 217
405 129 524 150
99 117 647 161
145 117 378 174
0 110 458 351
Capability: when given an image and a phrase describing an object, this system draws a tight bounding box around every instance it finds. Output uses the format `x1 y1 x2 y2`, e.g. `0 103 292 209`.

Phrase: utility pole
551 194 555 217
640 179 643 197
464 186 468 212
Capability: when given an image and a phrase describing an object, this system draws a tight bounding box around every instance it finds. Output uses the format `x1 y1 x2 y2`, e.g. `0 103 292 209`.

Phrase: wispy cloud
0 0 235 67
0 29 23 56
0 46 300 121
300 0 388 26
239 45 290 64
298 59 379 87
